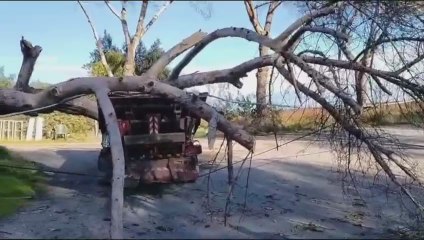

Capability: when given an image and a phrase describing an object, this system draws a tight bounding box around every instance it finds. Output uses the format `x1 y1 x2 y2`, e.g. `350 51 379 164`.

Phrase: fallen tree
1 0 424 238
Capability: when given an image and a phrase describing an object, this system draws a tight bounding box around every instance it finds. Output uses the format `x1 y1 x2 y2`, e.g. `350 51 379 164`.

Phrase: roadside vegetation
194 100 424 137
0 146 45 217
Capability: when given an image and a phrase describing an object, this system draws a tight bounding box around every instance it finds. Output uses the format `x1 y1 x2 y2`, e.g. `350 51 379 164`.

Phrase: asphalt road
1 127 423 239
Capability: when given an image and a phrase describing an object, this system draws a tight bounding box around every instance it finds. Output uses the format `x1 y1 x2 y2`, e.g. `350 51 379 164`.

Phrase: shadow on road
8 146 423 239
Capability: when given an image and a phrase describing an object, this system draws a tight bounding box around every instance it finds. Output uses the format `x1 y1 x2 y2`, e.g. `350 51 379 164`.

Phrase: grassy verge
0 146 45 218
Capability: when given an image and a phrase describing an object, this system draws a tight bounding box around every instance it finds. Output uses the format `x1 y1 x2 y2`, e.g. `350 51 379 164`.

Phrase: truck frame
97 91 207 187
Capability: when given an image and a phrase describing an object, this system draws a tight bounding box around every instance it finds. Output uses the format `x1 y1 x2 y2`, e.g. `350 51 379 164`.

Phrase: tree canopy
0 66 15 89
84 30 170 79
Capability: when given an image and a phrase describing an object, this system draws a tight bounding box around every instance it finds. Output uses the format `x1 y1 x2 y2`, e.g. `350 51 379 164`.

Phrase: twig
224 151 253 226
77 1 113 77
206 137 226 207
238 152 253 224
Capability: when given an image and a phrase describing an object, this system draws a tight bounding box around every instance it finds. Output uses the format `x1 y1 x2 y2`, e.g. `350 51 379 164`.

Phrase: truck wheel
97 148 112 186
97 172 112 186
97 148 112 172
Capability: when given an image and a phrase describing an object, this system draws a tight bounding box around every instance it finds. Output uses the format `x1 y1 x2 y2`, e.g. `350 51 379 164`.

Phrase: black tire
97 148 113 172
97 172 112 186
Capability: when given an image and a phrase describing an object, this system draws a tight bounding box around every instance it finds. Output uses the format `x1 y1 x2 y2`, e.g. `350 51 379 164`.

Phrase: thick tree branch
14 37 42 91
0 76 255 151
78 1 114 77
264 0 282 33
124 0 173 76
243 0 265 34
105 1 131 46
134 0 148 41
145 31 207 78
95 89 125 239
171 54 280 89
273 2 343 48
169 27 276 80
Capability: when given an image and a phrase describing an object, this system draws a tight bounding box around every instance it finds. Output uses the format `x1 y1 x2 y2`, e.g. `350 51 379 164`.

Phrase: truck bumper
98 149 199 185
126 157 199 184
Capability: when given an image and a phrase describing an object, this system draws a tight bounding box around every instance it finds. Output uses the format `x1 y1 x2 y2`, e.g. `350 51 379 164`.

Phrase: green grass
194 127 208 138
0 146 45 218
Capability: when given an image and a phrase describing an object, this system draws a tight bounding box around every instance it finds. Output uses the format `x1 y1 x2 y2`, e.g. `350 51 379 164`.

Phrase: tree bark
123 1 173 76
255 45 270 118
78 1 114 77
14 37 42 91
0 76 255 151
95 89 125 239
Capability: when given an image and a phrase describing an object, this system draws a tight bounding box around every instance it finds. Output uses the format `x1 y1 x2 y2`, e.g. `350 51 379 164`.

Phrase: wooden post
0 120 3 140
20 121 24 141
227 136 233 187
12 121 15 140
7 121 10 140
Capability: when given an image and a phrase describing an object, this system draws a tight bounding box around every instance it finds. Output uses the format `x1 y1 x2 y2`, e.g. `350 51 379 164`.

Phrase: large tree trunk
255 45 270 118
123 46 136 76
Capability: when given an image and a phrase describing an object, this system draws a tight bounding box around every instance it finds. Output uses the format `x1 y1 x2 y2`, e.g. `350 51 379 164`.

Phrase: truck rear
97 91 206 187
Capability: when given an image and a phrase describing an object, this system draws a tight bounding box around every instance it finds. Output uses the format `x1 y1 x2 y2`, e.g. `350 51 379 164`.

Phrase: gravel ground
1 130 423 239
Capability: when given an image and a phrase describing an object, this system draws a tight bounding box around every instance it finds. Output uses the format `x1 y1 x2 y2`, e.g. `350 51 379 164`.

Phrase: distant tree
30 79 51 89
84 30 169 79
0 66 15 89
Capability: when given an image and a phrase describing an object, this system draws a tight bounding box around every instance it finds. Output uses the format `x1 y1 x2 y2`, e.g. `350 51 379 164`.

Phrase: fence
0 120 25 141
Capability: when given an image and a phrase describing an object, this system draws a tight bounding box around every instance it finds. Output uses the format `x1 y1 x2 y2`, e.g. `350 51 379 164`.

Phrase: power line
0 163 104 178
198 128 326 177
206 94 297 109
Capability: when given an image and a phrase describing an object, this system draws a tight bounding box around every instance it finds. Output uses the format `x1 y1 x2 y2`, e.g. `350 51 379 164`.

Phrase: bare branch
394 54 424 75
276 60 424 210
264 0 282 32
370 75 392 95
169 27 275 80
273 2 343 48
254 1 272 10
77 1 113 77
144 1 173 35
133 0 148 43
283 26 349 51
283 52 363 114
124 1 173 76
104 1 131 46
145 31 207 78
95 89 125 239
300 55 424 93
133 0 172 44
243 0 265 34
171 54 280 88
0 76 255 151
104 0 121 19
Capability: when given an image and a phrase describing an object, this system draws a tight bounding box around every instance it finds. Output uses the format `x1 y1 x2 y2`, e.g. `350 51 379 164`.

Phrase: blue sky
0 1 300 85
